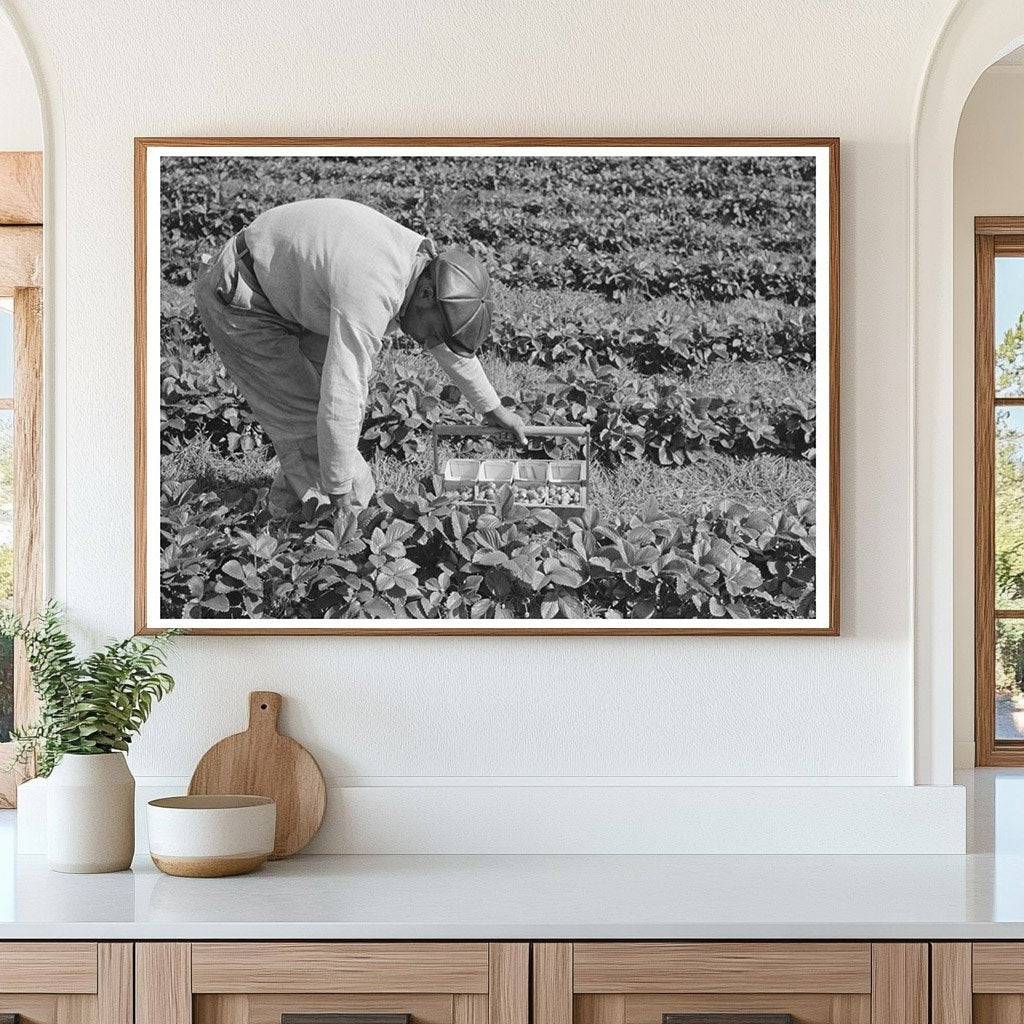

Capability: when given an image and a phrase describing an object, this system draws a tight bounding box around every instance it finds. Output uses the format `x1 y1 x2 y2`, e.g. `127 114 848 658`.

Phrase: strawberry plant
160 477 816 621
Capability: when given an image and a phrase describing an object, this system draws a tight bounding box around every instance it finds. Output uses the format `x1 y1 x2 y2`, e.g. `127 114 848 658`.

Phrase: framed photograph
135 137 839 635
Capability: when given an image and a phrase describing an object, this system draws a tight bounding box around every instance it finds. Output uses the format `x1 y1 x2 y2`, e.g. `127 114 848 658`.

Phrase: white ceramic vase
46 752 135 873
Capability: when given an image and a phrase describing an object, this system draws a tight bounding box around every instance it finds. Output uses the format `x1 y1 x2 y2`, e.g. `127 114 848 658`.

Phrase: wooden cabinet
0 938 943 1024
532 943 928 1024
0 942 132 1024
136 943 528 1024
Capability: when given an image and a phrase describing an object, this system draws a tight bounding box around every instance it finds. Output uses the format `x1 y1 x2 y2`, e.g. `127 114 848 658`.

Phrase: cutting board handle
248 691 282 734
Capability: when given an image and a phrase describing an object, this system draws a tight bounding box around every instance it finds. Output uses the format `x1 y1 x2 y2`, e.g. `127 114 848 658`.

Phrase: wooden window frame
0 151 43 806
975 216 1024 765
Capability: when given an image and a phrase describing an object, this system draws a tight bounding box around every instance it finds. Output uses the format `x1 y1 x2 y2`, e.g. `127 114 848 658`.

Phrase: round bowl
147 795 276 878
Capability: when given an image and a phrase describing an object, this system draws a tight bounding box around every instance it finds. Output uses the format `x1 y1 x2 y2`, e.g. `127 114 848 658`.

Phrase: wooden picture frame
135 137 840 636
0 151 43 806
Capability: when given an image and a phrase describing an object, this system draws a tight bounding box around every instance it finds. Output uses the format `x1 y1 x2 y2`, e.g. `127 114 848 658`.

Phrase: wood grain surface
136 943 192 1024
0 226 41 293
489 944 529 1024
13 286 42 722
239 997 451 1024
930 944 971 1024
191 942 489 994
623 995 835 1024
0 942 97 993
0 999 75 1024
577 996 626 1024
976 229 999 765
98 944 133 1024
453 994 488 1024
973 994 1024 1024
188 691 326 858
0 153 42 225
534 944 573 1024
870 945 927 1024
573 943 871 994
972 943 1024 992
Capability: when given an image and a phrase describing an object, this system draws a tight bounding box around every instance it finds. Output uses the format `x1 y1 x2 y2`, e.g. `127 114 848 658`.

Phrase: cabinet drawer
573 943 872 994
139 942 528 1024
191 943 490 993
934 942 1024 1024
0 942 98 993
534 943 925 1024
0 943 130 1024
973 943 1024 992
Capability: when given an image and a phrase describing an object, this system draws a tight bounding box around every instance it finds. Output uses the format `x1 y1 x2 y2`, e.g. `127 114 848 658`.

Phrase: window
0 149 43 804
0 299 11 744
976 220 1024 764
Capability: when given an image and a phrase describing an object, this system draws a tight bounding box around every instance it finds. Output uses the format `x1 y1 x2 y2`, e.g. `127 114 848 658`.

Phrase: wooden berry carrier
432 424 591 515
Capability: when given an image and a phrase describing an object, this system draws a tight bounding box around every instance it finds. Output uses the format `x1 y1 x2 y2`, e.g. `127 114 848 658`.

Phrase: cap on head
431 249 493 357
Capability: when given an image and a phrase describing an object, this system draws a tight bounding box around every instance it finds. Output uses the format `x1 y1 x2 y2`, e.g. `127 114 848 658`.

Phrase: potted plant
2 604 176 873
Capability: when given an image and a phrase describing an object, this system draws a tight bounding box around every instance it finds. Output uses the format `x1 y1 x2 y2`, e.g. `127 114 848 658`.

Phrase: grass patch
163 434 273 490
367 442 812 521
168 427 813 524
587 452 813 520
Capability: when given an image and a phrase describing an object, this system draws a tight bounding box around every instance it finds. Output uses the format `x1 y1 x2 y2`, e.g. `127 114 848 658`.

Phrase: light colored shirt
245 198 500 494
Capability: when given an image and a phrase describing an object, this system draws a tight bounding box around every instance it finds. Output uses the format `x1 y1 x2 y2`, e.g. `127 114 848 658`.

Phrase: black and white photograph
137 140 838 634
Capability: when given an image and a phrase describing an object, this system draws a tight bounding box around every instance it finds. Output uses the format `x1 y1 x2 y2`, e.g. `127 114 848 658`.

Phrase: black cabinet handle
664 1016 796 1024
283 1016 411 1024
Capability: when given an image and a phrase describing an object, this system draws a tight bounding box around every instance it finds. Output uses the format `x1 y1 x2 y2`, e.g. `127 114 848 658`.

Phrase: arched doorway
914 0 1024 785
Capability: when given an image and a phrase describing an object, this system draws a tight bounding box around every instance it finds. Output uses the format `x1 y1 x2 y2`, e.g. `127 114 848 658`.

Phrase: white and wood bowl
147 795 276 877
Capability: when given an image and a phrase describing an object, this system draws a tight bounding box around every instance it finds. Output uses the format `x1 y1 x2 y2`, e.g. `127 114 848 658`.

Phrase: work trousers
193 234 375 515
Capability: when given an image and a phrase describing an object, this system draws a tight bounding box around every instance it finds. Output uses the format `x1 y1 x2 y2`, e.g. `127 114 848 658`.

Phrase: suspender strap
234 230 270 301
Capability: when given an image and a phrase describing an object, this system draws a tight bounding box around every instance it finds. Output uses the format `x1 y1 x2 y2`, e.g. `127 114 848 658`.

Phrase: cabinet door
0 942 132 1024
137 943 528 1024
935 943 1024 1024
534 943 927 1024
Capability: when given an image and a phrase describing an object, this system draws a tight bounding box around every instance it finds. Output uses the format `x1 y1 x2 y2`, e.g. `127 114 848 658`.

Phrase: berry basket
432 424 590 516
476 459 515 504
442 458 480 501
513 460 549 507
548 459 587 508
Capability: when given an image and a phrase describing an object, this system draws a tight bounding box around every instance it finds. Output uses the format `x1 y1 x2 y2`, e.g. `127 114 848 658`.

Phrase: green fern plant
1 603 177 777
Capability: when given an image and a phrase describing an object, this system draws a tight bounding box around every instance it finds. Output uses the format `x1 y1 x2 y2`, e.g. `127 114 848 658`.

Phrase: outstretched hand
484 405 528 446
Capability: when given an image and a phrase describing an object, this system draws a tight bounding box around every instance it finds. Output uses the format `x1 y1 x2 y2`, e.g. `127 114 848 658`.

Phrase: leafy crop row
486 306 815 373
161 352 815 467
165 293 814 379
160 483 815 622
159 154 816 307
477 243 813 305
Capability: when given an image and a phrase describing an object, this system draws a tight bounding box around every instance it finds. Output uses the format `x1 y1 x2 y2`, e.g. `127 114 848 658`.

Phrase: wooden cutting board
188 691 326 859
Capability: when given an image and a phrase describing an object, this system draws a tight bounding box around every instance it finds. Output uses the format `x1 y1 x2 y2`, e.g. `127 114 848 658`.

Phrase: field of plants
158 153 819 621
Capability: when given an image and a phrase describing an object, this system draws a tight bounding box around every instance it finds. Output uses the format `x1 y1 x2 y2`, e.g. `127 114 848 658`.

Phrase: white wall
0 0 974 851
952 65 1024 768
0 9 40 151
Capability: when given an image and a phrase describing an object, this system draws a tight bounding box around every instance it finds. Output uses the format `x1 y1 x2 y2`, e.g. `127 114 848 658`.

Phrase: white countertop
0 849 1023 940
1 769 1021 941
